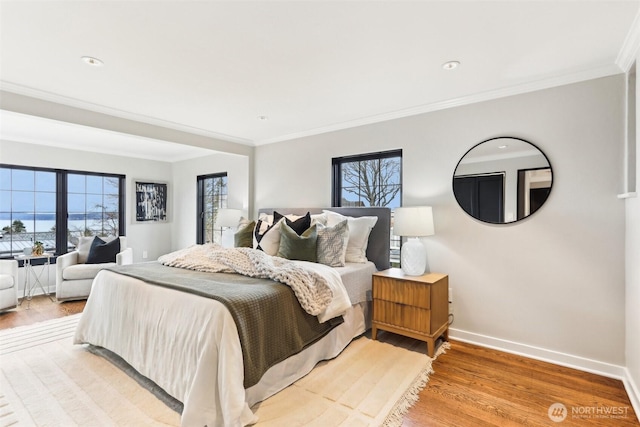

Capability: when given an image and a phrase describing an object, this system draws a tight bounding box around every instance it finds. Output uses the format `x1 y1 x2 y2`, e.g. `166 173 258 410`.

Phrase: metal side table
15 252 55 308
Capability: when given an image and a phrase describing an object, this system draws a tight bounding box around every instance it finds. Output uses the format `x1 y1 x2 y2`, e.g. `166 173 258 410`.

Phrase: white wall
255 76 627 370
625 196 640 413
624 59 640 412
171 152 250 251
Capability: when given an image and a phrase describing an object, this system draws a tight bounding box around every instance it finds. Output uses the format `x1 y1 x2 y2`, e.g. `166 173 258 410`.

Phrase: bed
74 207 391 427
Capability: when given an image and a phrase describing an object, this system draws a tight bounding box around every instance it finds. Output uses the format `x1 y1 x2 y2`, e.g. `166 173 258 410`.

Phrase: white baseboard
622 368 640 423
449 328 640 422
450 328 627 378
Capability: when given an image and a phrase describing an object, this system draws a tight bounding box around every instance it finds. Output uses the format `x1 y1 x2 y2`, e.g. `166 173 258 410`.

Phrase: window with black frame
197 173 228 245
0 165 125 259
67 173 123 249
331 149 402 265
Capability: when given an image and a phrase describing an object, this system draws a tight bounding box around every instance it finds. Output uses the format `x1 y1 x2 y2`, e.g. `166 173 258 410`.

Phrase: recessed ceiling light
81 56 104 67
257 115 269 121
442 60 460 70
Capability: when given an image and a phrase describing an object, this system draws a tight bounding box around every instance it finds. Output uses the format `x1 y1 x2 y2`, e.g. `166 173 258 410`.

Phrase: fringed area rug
0 315 448 427
0 314 180 427
252 336 449 427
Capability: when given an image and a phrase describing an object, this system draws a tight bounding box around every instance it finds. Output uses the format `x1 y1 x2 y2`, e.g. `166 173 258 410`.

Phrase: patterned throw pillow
316 219 349 267
253 219 283 255
323 210 377 263
273 211 311 235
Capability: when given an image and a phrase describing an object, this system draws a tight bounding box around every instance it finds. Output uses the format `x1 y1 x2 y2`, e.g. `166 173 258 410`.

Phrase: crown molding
0 81 253 146
617 9 640 72
1 64 624 149
255 64 623 146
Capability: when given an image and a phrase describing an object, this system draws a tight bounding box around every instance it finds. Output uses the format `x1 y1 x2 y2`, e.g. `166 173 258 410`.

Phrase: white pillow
310 212 328 226
323 210 378 263
76 236 95 264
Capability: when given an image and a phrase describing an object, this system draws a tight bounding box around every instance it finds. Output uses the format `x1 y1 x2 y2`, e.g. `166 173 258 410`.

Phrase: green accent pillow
277 222 317 262
234 220 256 248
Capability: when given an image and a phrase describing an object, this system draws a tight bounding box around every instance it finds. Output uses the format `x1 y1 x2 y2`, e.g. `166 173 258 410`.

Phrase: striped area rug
0 315 81 355
0 315 179 427
0 315 448 427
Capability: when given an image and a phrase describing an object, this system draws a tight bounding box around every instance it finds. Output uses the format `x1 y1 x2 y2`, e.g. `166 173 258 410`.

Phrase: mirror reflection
453 137 552 224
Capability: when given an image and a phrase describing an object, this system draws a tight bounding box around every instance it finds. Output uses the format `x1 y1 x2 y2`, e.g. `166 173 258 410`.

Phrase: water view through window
0 168 57 256
67 173 121 246
0 165 125 258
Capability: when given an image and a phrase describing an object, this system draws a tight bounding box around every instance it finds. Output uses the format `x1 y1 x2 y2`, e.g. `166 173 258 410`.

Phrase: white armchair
0 259 19 311
56 236 133 301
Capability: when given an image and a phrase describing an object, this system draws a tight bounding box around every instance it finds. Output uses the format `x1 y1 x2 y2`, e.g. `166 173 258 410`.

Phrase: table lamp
216 208 242 229
393 206 435 276
216 208 242 247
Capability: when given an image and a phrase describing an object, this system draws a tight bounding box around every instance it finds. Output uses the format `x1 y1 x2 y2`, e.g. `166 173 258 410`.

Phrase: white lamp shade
393 206 434 237
216 208 242 228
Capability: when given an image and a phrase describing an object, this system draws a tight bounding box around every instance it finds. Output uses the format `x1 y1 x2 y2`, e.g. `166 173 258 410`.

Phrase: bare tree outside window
332 150 402 265
90 176 120 236
341 157 402 207
198 173 228 244
68 174 122 248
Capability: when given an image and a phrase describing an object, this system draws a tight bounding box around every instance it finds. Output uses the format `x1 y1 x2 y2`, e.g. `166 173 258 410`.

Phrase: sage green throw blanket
107 262 343 388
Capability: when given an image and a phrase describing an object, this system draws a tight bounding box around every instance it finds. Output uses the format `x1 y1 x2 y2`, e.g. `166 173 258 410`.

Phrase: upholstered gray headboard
258 207 391 271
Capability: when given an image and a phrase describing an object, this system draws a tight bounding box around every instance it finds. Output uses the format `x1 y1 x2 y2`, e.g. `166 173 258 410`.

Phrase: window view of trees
332 150 402 265
340 156 402 207
197 173 228 244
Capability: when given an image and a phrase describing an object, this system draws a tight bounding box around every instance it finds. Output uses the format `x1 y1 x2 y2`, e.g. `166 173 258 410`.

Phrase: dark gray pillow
277 222 317 262
86 237 120 264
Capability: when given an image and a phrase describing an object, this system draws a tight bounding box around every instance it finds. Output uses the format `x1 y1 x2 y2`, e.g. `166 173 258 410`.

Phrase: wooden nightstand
372 268 449 357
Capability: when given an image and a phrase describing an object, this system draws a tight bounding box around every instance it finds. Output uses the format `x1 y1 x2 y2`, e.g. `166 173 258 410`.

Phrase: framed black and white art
134 180 168 223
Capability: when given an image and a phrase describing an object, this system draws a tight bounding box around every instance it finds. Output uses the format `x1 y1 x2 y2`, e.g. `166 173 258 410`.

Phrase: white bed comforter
74 260 352 427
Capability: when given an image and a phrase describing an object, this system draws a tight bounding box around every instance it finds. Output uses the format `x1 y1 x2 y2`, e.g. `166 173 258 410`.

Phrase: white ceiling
1 1 640 161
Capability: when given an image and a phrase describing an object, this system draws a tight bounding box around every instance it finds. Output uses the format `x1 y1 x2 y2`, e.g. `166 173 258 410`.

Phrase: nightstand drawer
373 300 431 333
372 276 431 309
372 269 448 357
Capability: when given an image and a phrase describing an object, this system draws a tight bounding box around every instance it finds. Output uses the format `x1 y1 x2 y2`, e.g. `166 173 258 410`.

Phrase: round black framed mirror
453 137 553 224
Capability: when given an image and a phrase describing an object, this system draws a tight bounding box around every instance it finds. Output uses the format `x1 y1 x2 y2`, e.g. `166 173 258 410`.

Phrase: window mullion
56 172 67 256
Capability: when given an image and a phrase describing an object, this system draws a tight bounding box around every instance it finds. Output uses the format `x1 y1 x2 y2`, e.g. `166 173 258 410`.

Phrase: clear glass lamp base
400 238 427 276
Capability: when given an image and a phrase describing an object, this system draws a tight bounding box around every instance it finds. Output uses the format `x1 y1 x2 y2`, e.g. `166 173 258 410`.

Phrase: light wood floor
1 295 638 426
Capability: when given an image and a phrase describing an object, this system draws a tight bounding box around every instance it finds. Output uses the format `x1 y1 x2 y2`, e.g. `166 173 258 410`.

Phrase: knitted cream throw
158 244 333 316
